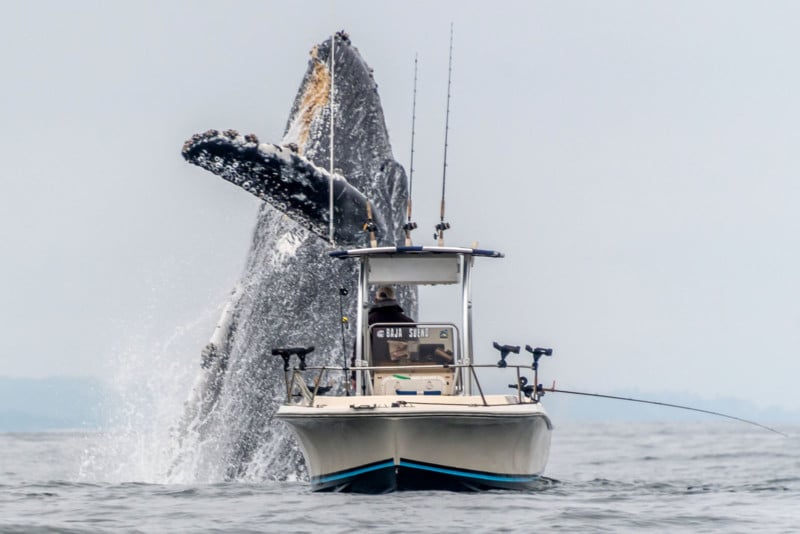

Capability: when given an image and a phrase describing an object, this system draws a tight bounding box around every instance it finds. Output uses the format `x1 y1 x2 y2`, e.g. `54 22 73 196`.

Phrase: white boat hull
277 394 552 492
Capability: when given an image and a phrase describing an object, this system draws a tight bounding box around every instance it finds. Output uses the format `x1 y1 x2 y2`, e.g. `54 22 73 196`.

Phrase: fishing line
328 32 336 245
546 387 788 437
337 287 350 395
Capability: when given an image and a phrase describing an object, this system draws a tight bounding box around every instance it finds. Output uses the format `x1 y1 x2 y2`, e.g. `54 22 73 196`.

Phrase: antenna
403 54 419 246
436 24 453 246
328 33 336 245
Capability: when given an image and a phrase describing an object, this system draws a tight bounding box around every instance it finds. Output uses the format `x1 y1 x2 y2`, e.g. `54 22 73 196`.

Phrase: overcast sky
2 1 799 413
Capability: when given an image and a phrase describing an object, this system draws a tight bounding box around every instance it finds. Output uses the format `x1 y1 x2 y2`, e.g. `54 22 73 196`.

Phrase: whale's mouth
283 47 332 153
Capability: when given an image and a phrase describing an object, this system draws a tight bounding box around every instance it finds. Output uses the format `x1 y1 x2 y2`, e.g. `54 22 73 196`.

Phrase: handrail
282 362 539 406
299 363 526 371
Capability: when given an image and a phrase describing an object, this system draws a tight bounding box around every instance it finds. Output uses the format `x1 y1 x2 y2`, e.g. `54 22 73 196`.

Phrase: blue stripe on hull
311 459 540 493
398 460 540 484
311 460 397 493
316 460 395 484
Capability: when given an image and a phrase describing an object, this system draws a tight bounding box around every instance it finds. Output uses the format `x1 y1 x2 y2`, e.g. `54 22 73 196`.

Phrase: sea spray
82 34 414 484
78 310 215 483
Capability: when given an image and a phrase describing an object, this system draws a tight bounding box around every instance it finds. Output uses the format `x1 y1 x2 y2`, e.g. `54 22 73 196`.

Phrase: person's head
375 286 395 302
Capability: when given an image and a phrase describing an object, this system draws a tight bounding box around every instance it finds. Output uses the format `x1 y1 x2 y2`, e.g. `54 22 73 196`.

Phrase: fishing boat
183 29 785 492
274 245 554 492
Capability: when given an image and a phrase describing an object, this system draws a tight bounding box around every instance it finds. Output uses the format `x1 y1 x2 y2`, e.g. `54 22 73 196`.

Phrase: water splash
82 34 411 484
78 311 216 483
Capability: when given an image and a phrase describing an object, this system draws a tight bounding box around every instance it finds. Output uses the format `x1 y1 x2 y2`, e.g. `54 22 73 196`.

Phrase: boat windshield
368 323 457 367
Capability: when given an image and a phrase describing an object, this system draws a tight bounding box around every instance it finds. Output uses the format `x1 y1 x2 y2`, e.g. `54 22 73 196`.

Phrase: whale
170 32 417 482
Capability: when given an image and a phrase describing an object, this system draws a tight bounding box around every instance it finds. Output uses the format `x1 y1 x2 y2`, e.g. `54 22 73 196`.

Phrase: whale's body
172 33 416 481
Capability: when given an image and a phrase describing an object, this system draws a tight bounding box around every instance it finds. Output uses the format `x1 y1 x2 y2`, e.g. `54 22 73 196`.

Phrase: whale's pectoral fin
182 129 386 245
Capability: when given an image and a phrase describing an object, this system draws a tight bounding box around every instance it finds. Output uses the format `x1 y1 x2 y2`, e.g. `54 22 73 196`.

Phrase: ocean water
1 422 798 533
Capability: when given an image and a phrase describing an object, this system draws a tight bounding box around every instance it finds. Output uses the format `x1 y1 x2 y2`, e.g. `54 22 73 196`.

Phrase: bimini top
329 245 504 259
330 245 503 287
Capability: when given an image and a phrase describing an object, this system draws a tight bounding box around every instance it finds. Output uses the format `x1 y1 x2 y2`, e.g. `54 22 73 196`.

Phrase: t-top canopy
329 245 504 259
331 245 504 285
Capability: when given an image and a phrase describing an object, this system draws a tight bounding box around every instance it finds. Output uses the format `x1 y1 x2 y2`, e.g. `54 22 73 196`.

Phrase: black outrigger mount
272 346 315 371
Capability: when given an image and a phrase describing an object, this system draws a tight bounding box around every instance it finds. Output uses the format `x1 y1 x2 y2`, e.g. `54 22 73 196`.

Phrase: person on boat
351 286 414 389
368 286 414 325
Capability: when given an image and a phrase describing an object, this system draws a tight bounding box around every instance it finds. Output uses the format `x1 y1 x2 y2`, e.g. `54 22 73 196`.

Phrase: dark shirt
368 299 414 325
351 299 414 374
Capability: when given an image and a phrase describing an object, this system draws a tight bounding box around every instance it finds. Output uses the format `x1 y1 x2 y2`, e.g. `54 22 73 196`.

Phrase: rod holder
525 345 552 371
493 341 520 368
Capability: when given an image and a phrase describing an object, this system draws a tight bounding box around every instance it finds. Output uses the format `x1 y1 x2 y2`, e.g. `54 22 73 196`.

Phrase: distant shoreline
1 375 797 432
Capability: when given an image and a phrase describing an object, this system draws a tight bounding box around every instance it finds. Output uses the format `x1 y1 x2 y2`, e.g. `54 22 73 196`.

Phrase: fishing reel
362 220 377 234
507 375 549 402
363 218 378 248
508 376 538 399
403 220 418 246
433 221 450 242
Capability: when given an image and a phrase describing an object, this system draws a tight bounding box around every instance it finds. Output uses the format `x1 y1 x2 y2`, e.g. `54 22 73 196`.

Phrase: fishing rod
328 33 336 246
435 23 453 246
337 287 350 395
403 54 419 246
544 386 788 437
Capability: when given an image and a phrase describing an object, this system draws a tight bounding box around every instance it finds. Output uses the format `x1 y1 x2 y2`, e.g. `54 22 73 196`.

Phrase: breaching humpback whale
171 32 416 481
